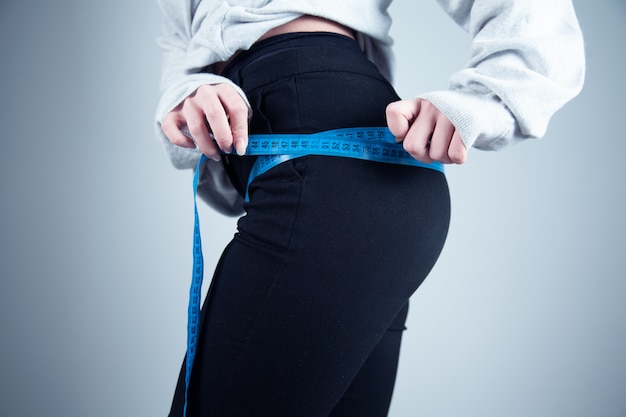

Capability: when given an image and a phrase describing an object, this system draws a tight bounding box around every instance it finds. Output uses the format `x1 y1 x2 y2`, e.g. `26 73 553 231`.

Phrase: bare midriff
213 15 355 74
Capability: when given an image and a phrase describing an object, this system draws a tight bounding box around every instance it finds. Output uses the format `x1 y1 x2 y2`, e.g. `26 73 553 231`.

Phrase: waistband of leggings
220 32 388 91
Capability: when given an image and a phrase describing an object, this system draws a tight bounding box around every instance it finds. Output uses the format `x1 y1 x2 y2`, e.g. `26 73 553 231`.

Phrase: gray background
0 1 624 416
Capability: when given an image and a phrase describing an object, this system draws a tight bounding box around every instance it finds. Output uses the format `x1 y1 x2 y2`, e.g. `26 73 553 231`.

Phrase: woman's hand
161 84 249 160
386 98 467 165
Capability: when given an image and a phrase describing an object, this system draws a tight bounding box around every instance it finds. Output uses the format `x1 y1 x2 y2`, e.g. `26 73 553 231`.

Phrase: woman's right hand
386 98 467 165
161 84 249 161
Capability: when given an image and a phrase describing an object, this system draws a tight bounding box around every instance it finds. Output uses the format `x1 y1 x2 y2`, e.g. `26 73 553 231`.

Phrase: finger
182 99 221 160
402 101 437 163
428 115 456 164
216 85 249 155
199 95 233 154
386 99 421 141
161 112 196 148
448 131 468 164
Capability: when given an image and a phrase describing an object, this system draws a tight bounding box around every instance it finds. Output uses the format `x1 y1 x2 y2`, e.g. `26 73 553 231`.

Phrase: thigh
328 302 409 417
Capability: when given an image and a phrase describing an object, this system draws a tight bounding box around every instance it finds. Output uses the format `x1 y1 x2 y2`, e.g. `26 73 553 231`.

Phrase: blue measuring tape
185 127 443 415
242 127 444 200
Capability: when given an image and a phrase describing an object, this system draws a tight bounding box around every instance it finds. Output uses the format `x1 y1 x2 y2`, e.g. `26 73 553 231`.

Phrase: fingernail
235 138 247 156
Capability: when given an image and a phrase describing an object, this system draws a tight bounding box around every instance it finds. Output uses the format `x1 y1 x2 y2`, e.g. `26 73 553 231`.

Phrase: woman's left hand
386 98 468 165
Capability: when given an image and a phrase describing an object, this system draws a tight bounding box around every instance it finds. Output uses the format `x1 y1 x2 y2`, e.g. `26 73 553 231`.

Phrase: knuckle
386 100 407 118
186 119 206 136
160 119 175 133
215 84 236 99
212 128 233 145
196 84 211 93
195 84 215 98
170 137 186 147
162 112 175 124
162 130 178 143
161 122 178 136
230 104 249 120
429 148 445 161
201 147 220 160
385 101 398 115
403 139 422 156
420 99 435 111
449 148 467 164
202 146 218 157
204 103 224 119
216 83 239 97
186 116 203 129
216 136 233 148
162 128 186 147
181 96 199 111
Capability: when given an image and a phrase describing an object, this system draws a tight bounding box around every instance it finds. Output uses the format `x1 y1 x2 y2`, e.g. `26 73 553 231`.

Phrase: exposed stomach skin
212 15 355 74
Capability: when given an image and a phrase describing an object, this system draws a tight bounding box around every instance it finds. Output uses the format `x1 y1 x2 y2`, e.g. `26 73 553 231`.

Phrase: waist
213 15 355 75
215 31 396 197
219 32 383 94
260 15 355 42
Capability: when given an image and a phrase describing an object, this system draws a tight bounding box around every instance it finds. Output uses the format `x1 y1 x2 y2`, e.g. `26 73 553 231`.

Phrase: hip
219 32 405 195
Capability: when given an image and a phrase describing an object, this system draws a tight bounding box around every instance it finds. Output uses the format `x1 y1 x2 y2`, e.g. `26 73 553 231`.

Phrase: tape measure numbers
244 127 444 200
185 127 444 415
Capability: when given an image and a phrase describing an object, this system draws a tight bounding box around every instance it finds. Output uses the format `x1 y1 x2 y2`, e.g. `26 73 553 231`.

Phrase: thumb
385 99 422 141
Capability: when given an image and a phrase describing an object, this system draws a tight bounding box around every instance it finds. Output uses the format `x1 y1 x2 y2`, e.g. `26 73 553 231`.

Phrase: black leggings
169 33 451 417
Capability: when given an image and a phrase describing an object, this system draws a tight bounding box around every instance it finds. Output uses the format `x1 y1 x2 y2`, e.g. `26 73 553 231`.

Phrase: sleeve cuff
419 89 521 151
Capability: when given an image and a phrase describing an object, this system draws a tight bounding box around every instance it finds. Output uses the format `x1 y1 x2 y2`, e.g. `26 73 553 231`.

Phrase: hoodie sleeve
155 0 247 216
419 0 585 150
